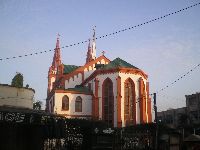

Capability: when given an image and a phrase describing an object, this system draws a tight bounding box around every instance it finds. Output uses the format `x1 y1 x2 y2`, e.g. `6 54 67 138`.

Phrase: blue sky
0 0 200 111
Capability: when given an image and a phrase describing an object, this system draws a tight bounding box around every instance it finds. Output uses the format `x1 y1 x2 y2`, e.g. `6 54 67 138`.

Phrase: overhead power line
154 63 200 94
0 2 200 61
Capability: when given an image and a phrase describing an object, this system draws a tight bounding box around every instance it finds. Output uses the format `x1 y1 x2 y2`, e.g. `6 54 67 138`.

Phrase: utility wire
10 63 198 109
0 2 200 61
156 95 185 110
157 94 184 102
154 63 200 94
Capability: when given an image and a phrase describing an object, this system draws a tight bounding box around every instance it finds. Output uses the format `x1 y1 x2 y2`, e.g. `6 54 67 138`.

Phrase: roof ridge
104 57 138 69
63 64 81 67
63 65 80 74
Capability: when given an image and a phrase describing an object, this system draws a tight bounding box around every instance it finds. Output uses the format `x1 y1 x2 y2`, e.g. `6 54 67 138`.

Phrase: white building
0 84 35 109
46 31 152 127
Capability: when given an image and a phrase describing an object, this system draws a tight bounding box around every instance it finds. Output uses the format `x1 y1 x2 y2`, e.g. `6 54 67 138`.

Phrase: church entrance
102 78 114 127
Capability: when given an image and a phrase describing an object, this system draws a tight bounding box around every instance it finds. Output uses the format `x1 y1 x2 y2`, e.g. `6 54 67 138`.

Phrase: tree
11 72 23 88
33 101 42 110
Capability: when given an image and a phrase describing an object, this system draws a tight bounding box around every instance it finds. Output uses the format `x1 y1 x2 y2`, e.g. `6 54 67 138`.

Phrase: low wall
0 84 35 109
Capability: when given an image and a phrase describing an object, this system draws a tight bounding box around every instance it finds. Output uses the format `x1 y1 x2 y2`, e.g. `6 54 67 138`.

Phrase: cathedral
46 30 152 127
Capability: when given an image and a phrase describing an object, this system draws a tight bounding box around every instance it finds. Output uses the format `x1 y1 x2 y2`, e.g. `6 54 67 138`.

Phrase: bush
11 73 23 88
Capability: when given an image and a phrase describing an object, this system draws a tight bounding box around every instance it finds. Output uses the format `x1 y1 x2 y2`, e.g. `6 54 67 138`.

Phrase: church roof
103 57 138 70
63 65 80 74
67 85 92 94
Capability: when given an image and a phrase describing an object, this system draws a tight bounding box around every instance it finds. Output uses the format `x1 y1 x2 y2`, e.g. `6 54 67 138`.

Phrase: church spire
91 26 96 60
86 39 92 63
52 34 61 68
86 27 96 64
56 33 60 49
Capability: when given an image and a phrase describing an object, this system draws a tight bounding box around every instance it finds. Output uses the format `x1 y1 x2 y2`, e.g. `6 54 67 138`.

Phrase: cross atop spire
56 33 60 49
93 26 96 40
102 51 105 56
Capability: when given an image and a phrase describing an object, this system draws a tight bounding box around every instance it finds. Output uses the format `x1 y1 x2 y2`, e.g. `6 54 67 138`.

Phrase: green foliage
11 73 23 88
33 101 42 110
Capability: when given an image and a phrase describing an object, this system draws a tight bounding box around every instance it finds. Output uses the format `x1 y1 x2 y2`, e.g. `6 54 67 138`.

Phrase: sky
0 0 200 111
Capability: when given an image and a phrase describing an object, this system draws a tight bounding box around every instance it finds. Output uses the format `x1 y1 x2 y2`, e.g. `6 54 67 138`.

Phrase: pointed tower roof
86 39 93 63
56 34 60 49
91 26 96 60
52 34 61 68
86 27 96 64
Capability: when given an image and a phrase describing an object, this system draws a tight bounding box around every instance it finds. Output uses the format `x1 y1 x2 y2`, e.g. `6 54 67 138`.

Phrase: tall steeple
52 34 61 69
47 34 62 95
91 26 96 60
86 39 93 63
86 27 96 64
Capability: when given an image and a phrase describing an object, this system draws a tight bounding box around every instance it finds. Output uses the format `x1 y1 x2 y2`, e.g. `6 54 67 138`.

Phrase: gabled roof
103 57 138 70
54 85 92 95
67 85 92 95
76 55 110 71
63 65 80 74
81 58 148 86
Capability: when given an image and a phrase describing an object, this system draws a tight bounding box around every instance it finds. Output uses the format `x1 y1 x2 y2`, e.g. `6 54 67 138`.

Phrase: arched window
102 78 114 127
75 96 82 112
139 78 147 123
62 95 69 110
124 78 136 126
